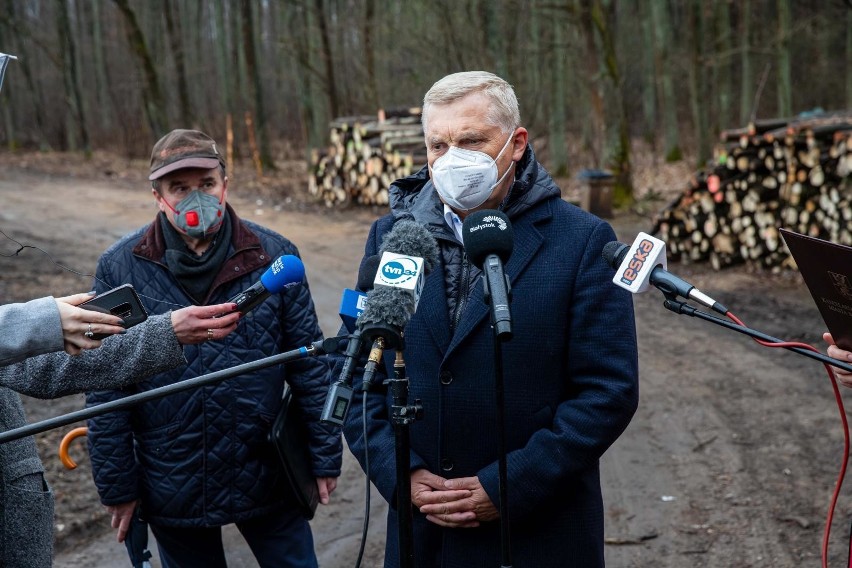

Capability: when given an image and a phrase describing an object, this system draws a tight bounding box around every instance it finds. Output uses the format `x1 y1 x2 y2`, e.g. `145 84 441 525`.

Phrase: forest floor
1 149 851 567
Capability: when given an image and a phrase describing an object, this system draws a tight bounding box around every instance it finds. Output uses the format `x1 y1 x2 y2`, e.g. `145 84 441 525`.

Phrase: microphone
370 217 438 313
321 219 439 426
324 256 382 425
356 217 439 349
226 255 305 315
359 219 439 390
602 232 728 314
462 210 514 340
338 255 381 334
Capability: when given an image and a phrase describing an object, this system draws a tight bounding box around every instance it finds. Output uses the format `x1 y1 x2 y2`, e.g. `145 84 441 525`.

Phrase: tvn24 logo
381 257 420 283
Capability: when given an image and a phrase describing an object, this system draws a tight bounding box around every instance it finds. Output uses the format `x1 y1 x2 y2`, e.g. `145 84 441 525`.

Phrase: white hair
422 71 520 134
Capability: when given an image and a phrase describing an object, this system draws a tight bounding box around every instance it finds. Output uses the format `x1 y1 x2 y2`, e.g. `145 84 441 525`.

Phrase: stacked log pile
308 108 426 207
653 111 852 270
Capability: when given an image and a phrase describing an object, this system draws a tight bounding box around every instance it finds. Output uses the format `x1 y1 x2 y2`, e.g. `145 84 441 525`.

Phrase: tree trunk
0 4 17 150
330 0 352 114
0 32 14 150
714 0 732 132
504 0 521 81
846 7 852 109
234 0 250 113
592 0 633 203
482 0 507 77
1 91 13 151
363 0 379 111
57 0 90 154
2 0 51 150
240 0 274 169
111 0 167 138
548 12 568 177
314 0 339 118
163 0 194 128
638 0 657 145
287 1 325 154
688 1 709 166
776 0 792 116
577 0 605 167
525 2 543 130
433 0 468 70
213 0 234 119
91 0 113 131
650 0 681 162
739 0 753 123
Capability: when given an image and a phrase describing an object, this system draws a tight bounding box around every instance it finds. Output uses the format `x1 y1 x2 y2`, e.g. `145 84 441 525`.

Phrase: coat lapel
444 202 551 359
411 256 452 352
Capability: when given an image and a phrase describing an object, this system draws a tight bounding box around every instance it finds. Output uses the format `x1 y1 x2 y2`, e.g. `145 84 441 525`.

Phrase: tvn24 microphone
462 209 514 339
360 219 438 388
226 254 305 315
321 219 438 426
603 232 728 314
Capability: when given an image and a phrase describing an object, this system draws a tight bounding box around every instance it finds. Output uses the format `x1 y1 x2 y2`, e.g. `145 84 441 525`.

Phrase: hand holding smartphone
80 284 148 339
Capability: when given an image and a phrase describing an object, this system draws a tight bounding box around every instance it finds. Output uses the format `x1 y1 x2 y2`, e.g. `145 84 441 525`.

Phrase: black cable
354 390 370 568
0 227 186 309
0 228 101 281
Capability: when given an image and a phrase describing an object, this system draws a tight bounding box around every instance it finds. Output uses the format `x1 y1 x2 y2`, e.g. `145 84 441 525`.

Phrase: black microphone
358 255 382 290
462 210 514 340
357 287 416 392
225 255 305 315
322 256 383 426
602 235 728 314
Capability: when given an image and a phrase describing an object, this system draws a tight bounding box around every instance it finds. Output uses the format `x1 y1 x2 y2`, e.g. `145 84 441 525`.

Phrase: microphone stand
661 299 852 373
391 349 422 568
359 323 421 568
0 336 347 445
484 273 513 568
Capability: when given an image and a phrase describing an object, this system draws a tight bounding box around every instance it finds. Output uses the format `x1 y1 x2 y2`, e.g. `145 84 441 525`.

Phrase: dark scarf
160 212 232 304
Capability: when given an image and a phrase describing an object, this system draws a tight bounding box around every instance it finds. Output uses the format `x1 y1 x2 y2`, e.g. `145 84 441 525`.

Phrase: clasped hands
411 469 499 528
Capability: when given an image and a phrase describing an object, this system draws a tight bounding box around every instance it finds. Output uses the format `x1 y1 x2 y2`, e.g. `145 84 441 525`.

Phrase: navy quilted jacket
343 146 639 567
86 207 341 527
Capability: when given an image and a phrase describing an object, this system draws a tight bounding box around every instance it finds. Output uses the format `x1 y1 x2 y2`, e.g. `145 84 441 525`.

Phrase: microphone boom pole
664 300 852 373
0 338 344 445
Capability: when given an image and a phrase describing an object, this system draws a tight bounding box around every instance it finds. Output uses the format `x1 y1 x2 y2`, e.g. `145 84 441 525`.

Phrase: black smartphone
80 284 148 339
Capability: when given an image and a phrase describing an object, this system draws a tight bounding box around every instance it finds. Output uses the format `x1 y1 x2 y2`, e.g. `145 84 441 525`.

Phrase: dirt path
2 167 851 567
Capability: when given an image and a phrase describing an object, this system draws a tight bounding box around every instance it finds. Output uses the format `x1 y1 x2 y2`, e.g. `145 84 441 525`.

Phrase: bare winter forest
1 0 852 202
4 2 852 567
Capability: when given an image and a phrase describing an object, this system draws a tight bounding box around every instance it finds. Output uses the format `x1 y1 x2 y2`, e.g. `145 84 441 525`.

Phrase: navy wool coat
343 146 639 568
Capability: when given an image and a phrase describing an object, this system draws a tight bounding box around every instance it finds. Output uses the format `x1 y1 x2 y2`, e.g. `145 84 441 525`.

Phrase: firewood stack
653 111 852 270
308 107 426 207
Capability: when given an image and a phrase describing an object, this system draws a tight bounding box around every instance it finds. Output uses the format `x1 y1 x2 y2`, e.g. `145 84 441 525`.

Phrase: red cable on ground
726 311 850 568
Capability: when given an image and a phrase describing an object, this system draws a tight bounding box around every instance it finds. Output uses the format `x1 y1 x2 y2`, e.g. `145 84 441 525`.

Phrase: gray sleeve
0 312 186 399
0 297 65 368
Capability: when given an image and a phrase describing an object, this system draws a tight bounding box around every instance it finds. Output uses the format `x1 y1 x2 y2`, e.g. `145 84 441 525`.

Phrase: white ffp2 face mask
430 133 515 211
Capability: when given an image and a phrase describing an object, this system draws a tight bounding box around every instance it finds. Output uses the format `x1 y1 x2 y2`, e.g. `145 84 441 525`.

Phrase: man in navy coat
343 71 639 567
87 129 341 568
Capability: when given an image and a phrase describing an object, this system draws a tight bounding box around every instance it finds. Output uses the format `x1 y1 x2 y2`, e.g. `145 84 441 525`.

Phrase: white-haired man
342 71 639 567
